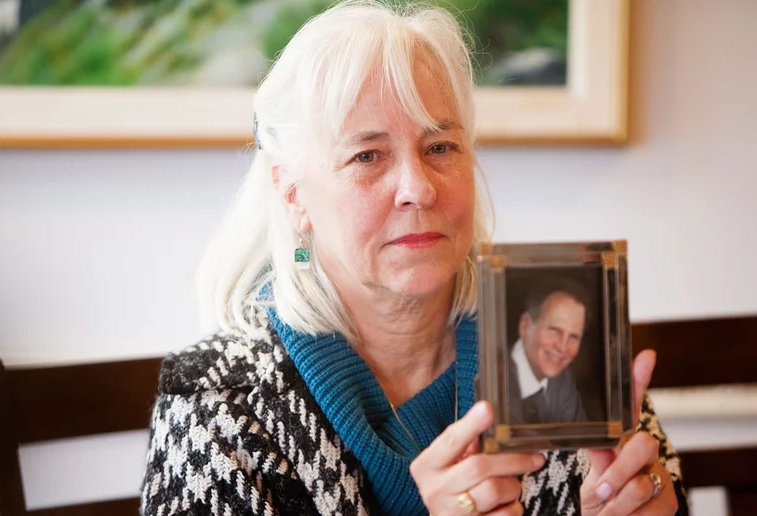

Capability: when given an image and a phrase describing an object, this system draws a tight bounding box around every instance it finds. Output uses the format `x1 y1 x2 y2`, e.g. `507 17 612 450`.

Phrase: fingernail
596 482 613 501
469 401 486 417
465 402 483 419
531 454 545 470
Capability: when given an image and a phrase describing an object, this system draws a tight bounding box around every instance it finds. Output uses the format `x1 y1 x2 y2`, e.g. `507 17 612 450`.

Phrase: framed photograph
0 0 627 147
476 241 633 452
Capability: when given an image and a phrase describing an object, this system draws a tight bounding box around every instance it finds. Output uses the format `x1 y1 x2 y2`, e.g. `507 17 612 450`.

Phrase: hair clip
253 113 263 150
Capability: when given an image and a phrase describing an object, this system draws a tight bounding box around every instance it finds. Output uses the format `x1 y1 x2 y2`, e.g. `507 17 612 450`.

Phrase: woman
141 1 685 515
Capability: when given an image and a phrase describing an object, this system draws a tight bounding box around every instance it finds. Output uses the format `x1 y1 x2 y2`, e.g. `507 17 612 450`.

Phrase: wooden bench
1 315 755 515
633 315 757 515
0 358 161 515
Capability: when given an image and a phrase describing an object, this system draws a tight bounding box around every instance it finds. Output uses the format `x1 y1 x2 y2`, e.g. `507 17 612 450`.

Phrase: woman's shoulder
142 326 324 516
157 319 287 396
143 317 369 515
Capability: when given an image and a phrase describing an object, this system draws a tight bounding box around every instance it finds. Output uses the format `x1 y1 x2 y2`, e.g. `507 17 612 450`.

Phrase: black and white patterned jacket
140 311 686 515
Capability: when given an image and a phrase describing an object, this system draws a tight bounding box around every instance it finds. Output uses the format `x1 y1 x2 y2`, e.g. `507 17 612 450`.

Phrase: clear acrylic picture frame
475 240 633 452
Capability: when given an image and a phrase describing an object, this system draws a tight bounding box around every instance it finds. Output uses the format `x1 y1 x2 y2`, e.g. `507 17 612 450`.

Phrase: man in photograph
510 281 589 424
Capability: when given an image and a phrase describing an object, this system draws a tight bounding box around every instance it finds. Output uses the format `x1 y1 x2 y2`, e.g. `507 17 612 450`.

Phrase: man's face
519 291 586 381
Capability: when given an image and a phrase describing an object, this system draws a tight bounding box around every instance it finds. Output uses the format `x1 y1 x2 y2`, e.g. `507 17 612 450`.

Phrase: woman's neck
339 281 457 406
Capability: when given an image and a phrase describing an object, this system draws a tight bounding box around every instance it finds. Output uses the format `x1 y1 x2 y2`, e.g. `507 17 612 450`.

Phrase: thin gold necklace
388 360 459 453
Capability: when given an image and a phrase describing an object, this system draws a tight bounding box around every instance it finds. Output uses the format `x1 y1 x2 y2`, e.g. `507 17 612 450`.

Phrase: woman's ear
272 165 312 233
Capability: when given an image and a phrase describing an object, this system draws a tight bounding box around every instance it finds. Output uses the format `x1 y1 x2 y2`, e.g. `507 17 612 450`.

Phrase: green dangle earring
294 234 310 270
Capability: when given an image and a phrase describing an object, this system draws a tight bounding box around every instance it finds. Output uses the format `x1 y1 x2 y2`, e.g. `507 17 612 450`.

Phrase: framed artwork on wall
0 0 628 147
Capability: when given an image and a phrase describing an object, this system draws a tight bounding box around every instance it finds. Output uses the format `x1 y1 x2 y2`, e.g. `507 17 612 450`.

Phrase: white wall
0 148 249 366
1 0 755 512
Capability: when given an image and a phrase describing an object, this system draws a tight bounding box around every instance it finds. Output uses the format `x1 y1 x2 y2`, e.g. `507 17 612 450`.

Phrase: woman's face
291 60 475 302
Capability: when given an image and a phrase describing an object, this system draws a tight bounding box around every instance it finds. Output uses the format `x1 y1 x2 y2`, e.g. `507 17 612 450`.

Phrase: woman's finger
440 452 545 494
597 465 677 516
592 431 658 504
632 350 656 427
586 351 657 480
464 476 522 514
460 436 480 460
412 401 493 471
582 350 659 513
584 448 617 480
597 471 655 516
481 501 524 516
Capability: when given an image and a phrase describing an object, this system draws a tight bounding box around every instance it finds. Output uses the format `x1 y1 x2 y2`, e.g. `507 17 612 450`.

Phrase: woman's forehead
336 64 459 139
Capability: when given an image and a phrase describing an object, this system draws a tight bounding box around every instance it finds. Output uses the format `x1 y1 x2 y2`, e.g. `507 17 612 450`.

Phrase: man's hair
523 278 592 325
196 0 493 341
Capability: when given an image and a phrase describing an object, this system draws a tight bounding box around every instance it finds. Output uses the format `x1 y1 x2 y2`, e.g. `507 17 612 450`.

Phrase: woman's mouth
390 232 444 249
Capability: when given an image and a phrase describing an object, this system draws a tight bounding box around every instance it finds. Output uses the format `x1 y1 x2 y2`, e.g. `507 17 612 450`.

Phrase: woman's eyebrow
343 131 390 146
424 120 461 135
340 120 460 147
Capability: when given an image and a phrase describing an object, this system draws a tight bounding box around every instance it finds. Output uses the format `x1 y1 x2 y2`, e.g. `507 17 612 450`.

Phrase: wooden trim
0 134 628 149
0 133 632 148
678 447 757 489
0 362 28 516
28 497 139 516
632 315 757 389
0 135 251 149
6 358 162 444
728 489 757 516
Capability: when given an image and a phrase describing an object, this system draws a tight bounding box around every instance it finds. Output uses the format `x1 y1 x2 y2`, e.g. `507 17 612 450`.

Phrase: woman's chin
382 266 457 300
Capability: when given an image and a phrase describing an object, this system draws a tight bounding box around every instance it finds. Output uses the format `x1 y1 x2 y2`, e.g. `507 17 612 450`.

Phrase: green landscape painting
0 0 568 87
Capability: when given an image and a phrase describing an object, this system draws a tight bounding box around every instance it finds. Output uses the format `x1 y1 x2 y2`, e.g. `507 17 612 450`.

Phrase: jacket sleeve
638 395 690 515
139 389 316 516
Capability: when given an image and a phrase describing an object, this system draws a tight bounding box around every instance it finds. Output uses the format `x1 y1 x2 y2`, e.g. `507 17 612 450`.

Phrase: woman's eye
354 151 377 163
428 142 456 154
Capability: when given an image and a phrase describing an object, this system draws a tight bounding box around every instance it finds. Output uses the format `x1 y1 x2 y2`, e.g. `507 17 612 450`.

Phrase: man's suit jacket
508 357 587 424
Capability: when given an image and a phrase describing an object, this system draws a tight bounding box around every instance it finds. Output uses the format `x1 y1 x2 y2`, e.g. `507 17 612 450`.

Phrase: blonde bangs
289 2 473 145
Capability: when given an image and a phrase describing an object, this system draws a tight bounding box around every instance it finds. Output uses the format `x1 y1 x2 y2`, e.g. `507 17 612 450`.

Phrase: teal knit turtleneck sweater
267 309 478 515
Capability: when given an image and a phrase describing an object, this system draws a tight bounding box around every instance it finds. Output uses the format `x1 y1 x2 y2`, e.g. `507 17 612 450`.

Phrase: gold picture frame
0 0 628 148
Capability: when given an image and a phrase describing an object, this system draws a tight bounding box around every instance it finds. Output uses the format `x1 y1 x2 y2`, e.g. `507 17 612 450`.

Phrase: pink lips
390 232 444 249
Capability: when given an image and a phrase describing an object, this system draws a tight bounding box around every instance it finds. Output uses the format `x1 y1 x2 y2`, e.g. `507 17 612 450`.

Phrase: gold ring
457 490 477 515
649 472 663 498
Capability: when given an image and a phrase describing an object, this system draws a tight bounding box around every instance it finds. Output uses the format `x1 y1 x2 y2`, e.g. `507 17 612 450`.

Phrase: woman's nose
393 155 437 209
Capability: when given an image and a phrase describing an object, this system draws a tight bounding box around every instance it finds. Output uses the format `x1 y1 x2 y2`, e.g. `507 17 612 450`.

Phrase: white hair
197 0 492 341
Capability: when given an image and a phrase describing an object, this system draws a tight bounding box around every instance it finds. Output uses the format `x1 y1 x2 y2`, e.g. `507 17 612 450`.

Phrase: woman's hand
580 350 679 516
410 401 545 515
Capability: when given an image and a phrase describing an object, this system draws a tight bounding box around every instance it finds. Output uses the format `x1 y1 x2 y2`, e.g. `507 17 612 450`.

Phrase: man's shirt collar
512 339 549 398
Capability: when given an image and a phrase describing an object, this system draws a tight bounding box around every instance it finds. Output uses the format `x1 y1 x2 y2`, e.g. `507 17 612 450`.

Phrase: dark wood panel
728 489 757 516
28 497 139 516
679 447 757 489
6 357 162 444
0 362 28 516
632 315 757 388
